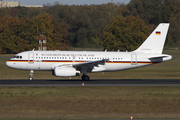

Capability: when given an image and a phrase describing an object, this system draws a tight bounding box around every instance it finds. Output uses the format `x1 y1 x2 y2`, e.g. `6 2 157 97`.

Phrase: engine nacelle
53 66 80 77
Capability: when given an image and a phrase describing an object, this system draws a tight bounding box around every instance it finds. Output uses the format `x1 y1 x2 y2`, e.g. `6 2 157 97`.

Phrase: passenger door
131 54 137 65
28 53 34 64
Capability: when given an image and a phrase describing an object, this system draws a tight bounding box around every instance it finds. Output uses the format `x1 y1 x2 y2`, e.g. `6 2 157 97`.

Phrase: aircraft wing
50 59 108 71
72 59 109 72
73 59 108 67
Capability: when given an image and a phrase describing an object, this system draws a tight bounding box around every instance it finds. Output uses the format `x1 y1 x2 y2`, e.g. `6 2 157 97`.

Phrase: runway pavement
0 79 180 86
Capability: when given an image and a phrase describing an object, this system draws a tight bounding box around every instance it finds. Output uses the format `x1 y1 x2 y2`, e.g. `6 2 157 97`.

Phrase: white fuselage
6 50 172 72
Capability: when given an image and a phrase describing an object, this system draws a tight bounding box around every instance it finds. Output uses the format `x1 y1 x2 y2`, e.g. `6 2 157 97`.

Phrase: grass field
0 86 180 119
0 50 180 119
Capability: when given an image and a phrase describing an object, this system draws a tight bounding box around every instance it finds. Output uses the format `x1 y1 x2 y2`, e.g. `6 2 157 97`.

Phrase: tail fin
134 23 170 54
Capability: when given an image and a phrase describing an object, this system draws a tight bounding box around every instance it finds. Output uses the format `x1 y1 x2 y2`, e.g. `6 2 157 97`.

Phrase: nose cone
6 61 10 67
6 60 13 68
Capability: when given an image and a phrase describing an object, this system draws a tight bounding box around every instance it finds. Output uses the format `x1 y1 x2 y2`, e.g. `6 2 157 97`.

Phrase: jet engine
53 66 80 77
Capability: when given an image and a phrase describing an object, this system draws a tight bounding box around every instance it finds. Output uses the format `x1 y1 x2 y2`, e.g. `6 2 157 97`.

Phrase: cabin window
57 57 59 59
13 56 22 59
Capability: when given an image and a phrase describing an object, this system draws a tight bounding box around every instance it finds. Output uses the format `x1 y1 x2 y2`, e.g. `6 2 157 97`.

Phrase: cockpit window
13 56 22 59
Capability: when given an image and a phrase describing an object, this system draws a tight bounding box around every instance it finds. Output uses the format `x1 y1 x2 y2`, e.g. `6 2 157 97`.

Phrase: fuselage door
131 54 137 65
28 53 34 64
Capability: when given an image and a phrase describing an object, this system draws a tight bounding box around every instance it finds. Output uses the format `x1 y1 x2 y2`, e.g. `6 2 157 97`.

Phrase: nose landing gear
29 70 34 80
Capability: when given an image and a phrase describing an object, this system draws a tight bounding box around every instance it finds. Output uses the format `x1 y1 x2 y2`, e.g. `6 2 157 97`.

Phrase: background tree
163 0 180 47
103 15 151 51
1 1 180 54
0 17 20 53
124 0 169 25
50 16 69 50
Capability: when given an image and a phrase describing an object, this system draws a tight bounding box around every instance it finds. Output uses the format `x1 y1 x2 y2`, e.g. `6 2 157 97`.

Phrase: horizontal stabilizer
148 54 171 59
148 54 172 62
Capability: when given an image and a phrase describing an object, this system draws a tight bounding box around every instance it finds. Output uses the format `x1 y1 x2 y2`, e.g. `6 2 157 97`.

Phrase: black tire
81 75 89 81
84 76 89 81
29 77 33 80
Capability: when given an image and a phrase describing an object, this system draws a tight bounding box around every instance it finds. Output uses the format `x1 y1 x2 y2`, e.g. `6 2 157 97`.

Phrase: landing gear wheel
29 77 33 80
29 70 34 80
81 75 90 81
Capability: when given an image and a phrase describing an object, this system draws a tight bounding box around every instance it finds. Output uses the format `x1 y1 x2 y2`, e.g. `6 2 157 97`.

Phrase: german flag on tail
156 31 161 35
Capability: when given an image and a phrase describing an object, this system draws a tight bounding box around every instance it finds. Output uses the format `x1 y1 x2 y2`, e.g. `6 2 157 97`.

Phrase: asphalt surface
0 79 180 86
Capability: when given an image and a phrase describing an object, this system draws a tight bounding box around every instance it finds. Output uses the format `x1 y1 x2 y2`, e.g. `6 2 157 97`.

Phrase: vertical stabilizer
134 23 169 54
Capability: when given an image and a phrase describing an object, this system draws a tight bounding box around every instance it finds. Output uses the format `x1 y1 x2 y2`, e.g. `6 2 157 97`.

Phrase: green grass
0 86 180 119
1 50 180 79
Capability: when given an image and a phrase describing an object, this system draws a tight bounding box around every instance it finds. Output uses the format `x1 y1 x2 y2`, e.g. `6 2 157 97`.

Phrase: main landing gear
81 69 90 81
29 70 34 80
81 74 90 81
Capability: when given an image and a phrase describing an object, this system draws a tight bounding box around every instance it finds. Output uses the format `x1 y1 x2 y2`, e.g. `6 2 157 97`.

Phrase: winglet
134 23 170 54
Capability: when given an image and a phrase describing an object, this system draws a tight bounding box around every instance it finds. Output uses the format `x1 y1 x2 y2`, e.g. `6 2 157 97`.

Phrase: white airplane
6 23 172 80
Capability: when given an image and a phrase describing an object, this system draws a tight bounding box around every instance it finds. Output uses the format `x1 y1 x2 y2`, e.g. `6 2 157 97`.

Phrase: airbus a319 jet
6 23 172 80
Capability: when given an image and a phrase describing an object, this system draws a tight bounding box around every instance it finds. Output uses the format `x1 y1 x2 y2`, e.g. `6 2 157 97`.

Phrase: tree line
0 0 180 53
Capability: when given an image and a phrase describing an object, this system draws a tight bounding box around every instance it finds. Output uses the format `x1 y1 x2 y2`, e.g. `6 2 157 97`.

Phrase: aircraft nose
6 61 13 68
6 61 10 67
